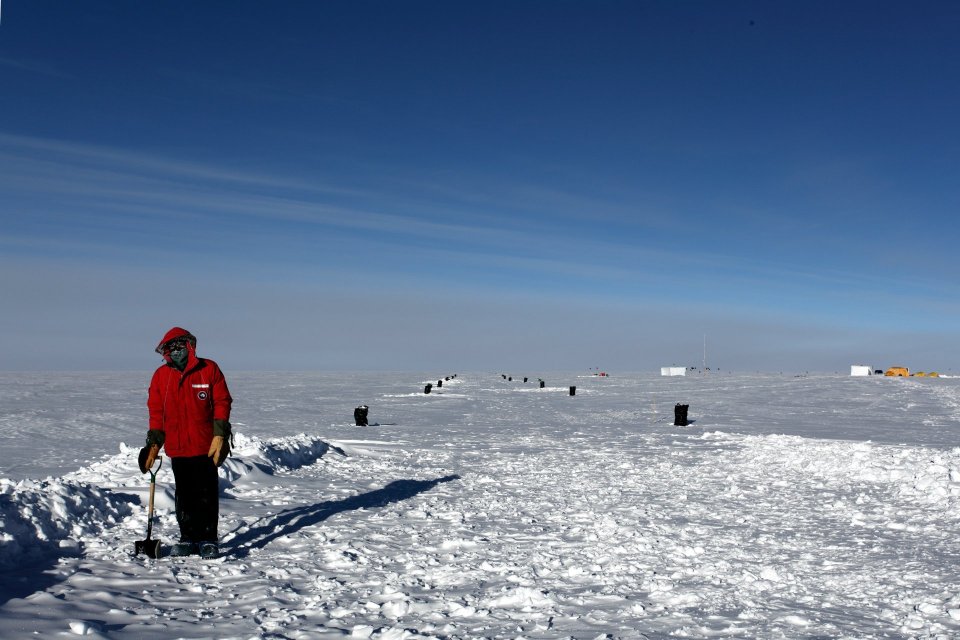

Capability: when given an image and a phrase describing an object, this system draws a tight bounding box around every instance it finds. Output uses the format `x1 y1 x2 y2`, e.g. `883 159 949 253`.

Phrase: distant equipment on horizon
851 365 942 378
661 367 686 377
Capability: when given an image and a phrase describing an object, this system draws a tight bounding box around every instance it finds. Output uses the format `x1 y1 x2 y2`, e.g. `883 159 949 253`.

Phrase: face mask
169 348 188 369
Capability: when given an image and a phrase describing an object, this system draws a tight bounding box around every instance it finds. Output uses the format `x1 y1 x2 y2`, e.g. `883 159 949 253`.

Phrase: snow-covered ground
2 371 960 639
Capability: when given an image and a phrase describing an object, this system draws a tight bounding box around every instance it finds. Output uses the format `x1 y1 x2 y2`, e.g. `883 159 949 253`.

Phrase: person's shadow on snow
227 474 461 558
0 553 62 607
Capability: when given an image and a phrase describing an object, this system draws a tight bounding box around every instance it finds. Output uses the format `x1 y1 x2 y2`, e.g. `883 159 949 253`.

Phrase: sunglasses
157 337 190 355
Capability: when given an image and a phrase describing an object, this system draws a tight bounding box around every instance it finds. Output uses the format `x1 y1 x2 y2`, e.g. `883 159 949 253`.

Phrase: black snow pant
171 455 219 543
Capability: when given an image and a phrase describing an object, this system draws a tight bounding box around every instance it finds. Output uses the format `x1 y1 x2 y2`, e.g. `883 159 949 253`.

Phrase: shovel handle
147 455 163 482
145 456 162 541
147 471 156 517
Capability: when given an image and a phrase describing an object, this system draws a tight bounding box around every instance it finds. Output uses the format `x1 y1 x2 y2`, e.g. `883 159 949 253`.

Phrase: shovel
135 455 163 558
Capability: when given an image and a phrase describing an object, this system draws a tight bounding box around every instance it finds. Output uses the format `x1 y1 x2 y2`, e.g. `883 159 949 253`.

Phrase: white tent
850 365 873 376
661 367 686 377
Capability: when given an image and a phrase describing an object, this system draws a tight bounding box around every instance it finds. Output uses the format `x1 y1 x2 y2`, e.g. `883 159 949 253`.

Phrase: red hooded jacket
148 328 232 458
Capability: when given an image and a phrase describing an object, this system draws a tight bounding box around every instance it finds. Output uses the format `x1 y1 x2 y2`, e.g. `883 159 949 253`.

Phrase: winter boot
199 541 219 559
170 542 199 557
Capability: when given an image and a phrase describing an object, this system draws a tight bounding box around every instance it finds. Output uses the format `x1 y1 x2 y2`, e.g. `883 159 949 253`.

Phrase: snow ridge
219 432 342 483
0 433 340 573
0 476 133 571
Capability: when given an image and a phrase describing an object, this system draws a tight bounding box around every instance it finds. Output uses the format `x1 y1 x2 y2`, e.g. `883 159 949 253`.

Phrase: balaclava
169 345 189 370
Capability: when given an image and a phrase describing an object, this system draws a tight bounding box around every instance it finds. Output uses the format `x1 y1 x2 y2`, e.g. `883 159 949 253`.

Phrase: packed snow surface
2 371 960 639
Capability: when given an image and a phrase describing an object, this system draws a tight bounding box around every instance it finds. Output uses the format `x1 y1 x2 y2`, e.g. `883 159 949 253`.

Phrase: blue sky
1 1 958 372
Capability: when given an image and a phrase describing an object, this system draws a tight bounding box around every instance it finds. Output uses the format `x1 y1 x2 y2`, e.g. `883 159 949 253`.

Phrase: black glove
138 430 165 473
138 444 159 473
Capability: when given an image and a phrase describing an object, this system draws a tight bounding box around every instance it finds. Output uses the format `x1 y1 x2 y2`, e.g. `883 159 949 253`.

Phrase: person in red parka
140 327 233 559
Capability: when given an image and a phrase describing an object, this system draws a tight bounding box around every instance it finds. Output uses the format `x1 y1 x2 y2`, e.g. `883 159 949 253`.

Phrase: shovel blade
135 539 162 558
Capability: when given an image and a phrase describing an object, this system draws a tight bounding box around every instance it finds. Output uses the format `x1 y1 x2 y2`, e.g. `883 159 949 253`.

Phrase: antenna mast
703 333 707 374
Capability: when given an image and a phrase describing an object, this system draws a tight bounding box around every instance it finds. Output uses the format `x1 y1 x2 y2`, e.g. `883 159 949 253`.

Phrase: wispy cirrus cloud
3 131 958 325
0 132 616 257
0 56 70 79
0 132 355 196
